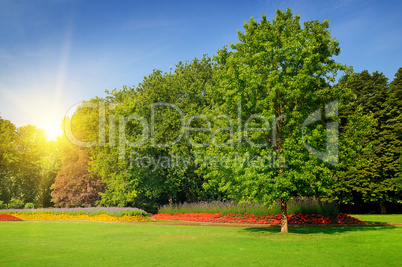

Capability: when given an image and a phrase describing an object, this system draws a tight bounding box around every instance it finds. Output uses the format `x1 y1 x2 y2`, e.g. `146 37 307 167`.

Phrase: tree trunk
380 201 387 214
280 198 288 234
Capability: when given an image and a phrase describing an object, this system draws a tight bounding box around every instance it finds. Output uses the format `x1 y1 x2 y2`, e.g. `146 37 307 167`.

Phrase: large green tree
0 117 17 206
89 57 221 211
203 9 347 233
12 125 48 205
0 117 59 208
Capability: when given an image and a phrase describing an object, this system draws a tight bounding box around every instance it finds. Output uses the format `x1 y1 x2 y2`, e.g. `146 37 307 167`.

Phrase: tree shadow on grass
243 225 398 235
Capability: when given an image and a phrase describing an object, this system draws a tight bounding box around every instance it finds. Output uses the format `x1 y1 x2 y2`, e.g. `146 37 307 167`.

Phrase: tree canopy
201 9 350 233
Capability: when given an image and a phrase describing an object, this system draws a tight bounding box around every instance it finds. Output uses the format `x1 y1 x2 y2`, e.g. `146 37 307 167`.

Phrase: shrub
0 201 6 209
288 198 339 217
9 198 24 209
24 203 35 209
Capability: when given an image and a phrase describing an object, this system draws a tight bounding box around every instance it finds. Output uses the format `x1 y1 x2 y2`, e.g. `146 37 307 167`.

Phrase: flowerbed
0 214 23 221
11 213 152 223
0 207 147 217
0 207 152 223
152 213 365 225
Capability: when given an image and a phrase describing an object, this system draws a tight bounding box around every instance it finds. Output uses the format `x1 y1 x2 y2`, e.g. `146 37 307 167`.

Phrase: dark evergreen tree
335 69 402 213
380 68 402 211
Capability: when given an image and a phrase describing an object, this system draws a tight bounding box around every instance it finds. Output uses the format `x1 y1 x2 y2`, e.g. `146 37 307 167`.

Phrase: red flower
151 212 364 225
0 214 23 221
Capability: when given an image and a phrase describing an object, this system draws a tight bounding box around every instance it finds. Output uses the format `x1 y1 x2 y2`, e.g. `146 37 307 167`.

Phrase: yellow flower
11 213 153 223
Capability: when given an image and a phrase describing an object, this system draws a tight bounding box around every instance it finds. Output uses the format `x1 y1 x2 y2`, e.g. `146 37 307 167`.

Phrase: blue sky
0 0 401 139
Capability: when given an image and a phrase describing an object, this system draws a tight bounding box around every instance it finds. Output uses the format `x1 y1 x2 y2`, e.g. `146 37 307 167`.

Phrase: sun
44 124 62 141
31 104 65 141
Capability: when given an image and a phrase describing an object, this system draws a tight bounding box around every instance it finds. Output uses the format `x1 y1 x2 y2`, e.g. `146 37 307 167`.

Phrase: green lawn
0 220 401 266
352 214 402 224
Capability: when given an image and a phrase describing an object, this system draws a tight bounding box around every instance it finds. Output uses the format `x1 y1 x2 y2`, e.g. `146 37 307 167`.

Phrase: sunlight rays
0 14 74 141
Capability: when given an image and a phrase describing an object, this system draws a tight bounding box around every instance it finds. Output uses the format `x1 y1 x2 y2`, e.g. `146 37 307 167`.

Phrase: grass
352 214 402 224
0 220 401 266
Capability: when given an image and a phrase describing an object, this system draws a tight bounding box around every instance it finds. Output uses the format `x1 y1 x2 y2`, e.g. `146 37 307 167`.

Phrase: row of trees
1 9 400 232
335 69 402 213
